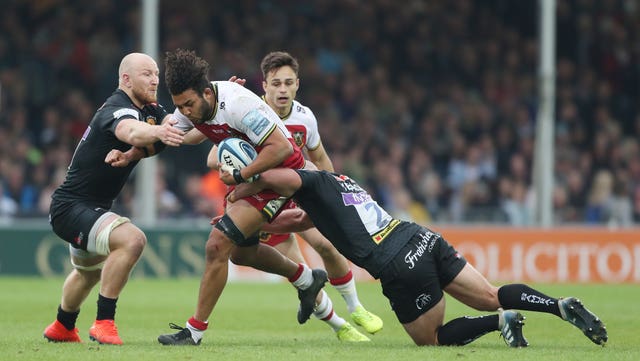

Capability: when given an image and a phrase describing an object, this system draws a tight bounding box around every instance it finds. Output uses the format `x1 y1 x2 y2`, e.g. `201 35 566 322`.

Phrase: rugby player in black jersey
43 53 185 345
226 168 608 348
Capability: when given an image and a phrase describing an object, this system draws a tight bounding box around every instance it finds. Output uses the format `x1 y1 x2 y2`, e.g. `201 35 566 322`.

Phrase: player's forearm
207 145 219 169
312 155 334 172
240 141 292 180
307 144 334 172
124 122 164 147
262 209 313 233
183 128 207 144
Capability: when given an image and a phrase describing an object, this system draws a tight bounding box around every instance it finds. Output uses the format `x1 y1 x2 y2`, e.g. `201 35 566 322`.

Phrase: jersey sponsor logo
113 108 139 120
404 231 437 269
241 109 270 136
372 219 400 244
336 177 365 193
415 293 432 310
342 192 373 206
145 115 157 125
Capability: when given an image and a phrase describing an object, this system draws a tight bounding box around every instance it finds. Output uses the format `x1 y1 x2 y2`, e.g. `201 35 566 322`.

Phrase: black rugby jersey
52 89 168 208
293 170 421 278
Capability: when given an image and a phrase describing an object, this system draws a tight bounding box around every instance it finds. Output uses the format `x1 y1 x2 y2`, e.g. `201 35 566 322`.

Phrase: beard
132 86 157 105
192 99 214 124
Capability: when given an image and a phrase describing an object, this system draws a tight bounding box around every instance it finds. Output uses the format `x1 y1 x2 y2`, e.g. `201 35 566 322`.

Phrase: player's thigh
225 198 268 236
402 296 446 346
107 219 146 252
69 245 107 272
444 263 499 311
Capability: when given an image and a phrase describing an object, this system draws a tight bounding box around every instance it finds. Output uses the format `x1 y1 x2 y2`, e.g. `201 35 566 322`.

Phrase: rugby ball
217 137 257 170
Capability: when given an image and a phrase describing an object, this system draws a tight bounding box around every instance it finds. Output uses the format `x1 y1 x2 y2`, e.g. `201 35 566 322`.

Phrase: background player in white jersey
253 51 383 341
156 49 327 346
43 53 185 345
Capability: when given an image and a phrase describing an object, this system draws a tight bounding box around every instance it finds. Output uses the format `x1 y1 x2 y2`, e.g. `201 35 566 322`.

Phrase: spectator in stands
1 1 639 225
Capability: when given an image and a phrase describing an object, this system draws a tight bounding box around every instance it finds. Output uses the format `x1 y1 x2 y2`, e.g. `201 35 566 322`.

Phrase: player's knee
475 286 500 311
77 268 102 284
126 231 147 258
312 240 337 259
205 230 235 262
229 246 254 266
413 333 438 346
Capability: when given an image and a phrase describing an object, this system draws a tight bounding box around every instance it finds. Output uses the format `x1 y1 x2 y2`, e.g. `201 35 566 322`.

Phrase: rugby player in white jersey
240 51 383 341
153 49 328 346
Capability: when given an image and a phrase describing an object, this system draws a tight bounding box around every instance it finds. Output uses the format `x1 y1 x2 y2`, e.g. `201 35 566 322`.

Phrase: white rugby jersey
173 81 291 146
277 99 321 151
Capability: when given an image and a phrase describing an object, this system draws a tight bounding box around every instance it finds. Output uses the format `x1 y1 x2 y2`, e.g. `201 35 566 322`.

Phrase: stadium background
0 0 638 282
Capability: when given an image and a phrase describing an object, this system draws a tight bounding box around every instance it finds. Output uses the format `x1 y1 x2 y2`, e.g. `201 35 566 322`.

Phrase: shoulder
216 81 264 111
99 90 138 118
216 81 255 99
291 100 314 118
286 100 317 126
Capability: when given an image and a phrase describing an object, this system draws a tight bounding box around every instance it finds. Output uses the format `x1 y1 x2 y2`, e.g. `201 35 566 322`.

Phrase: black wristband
232 168 245 184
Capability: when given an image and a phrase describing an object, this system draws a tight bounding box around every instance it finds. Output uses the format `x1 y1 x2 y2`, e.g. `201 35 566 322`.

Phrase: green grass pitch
0 276 637 361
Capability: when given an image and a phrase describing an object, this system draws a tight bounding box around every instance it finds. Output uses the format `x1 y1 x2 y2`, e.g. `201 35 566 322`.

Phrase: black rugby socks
498 284 561 317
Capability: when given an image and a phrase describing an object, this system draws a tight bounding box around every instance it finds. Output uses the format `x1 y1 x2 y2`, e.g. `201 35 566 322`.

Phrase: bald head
119 53 156 83
118 53 160 106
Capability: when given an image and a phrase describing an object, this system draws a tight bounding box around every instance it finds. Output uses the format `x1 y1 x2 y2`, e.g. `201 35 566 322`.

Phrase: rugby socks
313 290 346 331
96 294 117 320
187 317 208 343
330 270 361 314
437 315 499 346
289 263 314 289
57 304 80 331
498 284 561 317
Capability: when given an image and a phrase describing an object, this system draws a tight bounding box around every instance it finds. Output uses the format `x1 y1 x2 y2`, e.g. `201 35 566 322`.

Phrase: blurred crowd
1 0 639 226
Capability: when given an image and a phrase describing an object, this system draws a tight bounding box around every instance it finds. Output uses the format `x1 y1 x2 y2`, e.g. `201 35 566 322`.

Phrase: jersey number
356 201 392 235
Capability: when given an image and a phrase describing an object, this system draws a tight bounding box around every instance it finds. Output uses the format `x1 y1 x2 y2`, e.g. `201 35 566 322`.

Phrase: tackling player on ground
229 167 609 348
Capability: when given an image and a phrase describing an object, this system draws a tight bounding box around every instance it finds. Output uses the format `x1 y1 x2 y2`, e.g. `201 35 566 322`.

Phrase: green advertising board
0 223 212 277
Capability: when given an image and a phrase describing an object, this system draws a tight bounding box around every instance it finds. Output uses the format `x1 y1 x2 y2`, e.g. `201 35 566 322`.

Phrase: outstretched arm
210 207 313 233
262 208 314 233
115 116 184 147
227 167 303 202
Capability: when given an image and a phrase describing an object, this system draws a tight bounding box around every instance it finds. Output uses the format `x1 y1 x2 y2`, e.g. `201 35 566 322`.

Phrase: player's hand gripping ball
217 137 259 182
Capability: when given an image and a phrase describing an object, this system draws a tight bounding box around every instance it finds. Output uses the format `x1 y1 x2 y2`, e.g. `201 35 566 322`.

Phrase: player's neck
120 88 145 109
273 103 292 119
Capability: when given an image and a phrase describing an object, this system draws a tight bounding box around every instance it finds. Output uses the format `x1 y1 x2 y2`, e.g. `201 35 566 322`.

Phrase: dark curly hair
164 48 211 95
260 51 299 79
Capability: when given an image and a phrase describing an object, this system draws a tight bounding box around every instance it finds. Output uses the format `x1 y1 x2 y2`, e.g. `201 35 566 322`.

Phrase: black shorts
379 227 467 324
49 200 110 251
